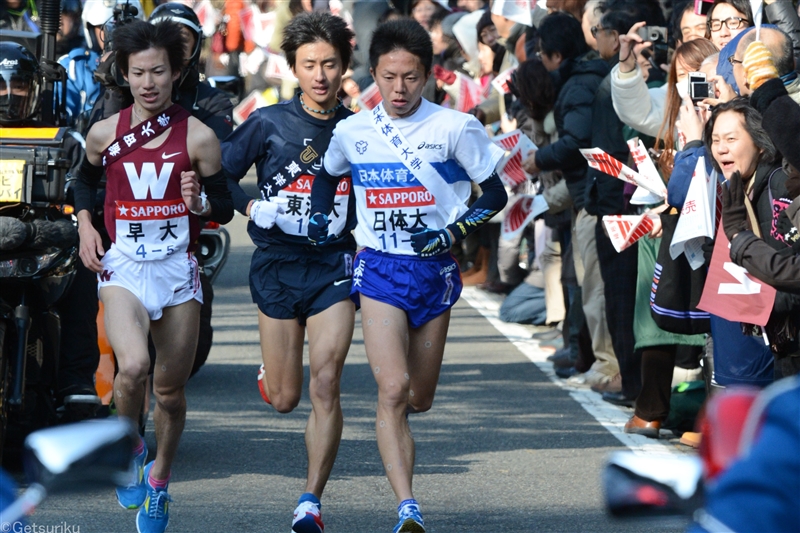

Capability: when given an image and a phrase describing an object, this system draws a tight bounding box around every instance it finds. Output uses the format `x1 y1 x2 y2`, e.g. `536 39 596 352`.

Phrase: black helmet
149 2 203 69
0 42 41 123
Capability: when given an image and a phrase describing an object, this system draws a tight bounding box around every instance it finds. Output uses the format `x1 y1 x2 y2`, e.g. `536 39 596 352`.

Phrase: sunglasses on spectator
590 25 607 37
707 17 747 32
728 56 743 65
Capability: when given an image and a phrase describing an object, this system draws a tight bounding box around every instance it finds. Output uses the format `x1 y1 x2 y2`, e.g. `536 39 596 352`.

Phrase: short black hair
512 58 555 121
670 1 695 46
538 11 587 61
281 11 354 70
704 98 777 173
708 0 753 24
369 19 433 73
114 19 185 77
599 7 641 36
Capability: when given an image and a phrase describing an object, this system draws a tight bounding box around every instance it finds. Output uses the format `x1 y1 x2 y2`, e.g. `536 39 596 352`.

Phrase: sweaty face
371 49 429 118
124 47 179 114
291 40 343 112
710 111 762 180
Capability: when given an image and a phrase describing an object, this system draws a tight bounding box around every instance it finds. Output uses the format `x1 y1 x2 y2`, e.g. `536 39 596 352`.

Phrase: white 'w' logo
123 162 174 200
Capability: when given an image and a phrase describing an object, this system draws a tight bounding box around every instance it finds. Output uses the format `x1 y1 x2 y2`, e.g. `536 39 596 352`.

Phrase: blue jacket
58 47 101 131
689 375 800 533
667 141 714 209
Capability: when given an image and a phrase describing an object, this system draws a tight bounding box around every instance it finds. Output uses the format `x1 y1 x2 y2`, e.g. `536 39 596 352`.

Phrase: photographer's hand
619 21 648 74
677 95 705 143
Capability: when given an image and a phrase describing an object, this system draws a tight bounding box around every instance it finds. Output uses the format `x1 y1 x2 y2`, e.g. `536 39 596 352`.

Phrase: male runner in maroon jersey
72 19 232 533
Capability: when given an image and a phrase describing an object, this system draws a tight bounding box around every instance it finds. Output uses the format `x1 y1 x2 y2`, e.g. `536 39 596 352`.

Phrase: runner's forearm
226 174 255 216
447 173 507 242
202 169 234 224
308 165 342 216
72 157 103 214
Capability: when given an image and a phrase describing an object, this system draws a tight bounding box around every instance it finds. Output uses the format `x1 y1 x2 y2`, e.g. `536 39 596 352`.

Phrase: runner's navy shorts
350 248 462 329
249 244 355 324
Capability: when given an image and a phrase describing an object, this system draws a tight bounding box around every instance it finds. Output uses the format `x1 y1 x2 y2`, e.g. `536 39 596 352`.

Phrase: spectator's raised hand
702 75 737 107
522 150 539 175
619 21 650 73
677 95 707 143
721 171 749 240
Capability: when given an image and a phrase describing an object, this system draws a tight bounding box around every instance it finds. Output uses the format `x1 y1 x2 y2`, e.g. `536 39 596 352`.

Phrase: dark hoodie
534 51 609 211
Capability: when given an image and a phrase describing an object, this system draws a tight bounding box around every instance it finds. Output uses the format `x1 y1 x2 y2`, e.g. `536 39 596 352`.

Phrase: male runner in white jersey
308 19 507 533
222 12 356 533
72 19 232 533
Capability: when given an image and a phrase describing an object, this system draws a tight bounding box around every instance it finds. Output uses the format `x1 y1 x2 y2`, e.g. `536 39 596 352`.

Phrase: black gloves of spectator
721 171 749 241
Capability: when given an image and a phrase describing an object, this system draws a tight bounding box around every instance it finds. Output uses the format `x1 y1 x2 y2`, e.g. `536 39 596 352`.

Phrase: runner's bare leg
304 299 355 496
257 311 306 413
148 298 200 480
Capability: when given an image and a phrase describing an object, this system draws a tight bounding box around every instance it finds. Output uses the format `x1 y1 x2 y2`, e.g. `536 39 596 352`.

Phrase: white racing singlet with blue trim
323 99 504 255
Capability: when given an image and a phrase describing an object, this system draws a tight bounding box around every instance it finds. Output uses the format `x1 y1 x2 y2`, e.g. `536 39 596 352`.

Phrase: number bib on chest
364 184 435 253
274 175 351 237
114 198 190 261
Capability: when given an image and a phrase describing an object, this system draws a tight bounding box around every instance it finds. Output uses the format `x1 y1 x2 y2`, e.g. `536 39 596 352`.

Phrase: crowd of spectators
5 0 800 447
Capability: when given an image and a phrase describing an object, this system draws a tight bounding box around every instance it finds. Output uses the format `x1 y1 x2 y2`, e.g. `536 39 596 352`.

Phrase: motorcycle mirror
24 418 138 492
603 451 704 517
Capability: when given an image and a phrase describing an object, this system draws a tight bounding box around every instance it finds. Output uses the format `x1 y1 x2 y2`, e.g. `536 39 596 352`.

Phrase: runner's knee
153 386 186 416
115 356 150 386
408 392 434 413
270 388 301 413
309 366 341 409
377 377 410 409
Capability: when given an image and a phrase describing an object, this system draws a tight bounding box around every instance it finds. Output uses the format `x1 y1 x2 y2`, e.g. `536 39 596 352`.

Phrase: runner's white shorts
97 245 203 320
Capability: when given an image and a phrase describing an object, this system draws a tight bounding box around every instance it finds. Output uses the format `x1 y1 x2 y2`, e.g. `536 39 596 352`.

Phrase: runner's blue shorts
249 244 354 325
350 248 463 329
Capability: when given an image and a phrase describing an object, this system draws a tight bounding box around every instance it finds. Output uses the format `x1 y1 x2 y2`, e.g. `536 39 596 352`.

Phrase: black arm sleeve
447 173 508 242
72 157 104 214
202 168 234 224
308 164 342 216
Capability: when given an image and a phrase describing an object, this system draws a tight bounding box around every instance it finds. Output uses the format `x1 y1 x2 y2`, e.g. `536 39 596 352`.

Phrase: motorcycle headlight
0 250 62 278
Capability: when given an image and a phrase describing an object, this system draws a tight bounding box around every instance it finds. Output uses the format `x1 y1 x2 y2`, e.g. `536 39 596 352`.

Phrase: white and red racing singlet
104 106 199 261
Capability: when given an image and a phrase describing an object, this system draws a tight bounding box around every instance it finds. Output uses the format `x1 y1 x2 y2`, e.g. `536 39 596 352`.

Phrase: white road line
460 287 680 455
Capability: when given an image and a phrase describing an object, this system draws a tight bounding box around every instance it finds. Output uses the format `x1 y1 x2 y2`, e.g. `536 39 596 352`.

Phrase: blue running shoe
136 462 172 533
393 501 425 533
116 440 148 509
292 494 324 533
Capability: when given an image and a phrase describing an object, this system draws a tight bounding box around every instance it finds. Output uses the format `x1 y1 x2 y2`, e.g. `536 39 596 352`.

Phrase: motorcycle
0 417 137 527
0 128 82 463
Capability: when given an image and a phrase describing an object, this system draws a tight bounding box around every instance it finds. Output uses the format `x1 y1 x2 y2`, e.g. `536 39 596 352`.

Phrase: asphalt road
23 176 691 533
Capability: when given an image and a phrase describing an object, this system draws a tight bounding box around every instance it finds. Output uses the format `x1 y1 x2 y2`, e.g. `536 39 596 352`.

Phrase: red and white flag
358 83 383 111
627 138 667 202
233 90 267 125
493 129 537 153
239 4 256 43
496 145 531 187
602 214 655 252
502 194 548 239
455 73 484 113
491 67 517 95
194 0 217 37
253 11 277 49
264 53 295 80
580 148 665 197
697 223 776 326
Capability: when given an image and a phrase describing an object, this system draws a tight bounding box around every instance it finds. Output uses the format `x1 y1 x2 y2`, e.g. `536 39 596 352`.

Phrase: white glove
250 198 288 229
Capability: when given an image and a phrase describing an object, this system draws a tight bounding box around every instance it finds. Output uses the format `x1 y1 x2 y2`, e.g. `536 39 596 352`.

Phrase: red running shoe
257 364 271 404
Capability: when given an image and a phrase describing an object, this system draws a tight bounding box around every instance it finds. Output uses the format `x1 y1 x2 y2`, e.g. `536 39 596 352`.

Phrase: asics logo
162 152 182 160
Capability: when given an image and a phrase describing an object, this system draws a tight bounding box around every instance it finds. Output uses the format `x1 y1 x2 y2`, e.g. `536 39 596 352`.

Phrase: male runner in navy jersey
308 19 507 533
222 12 356 533
72 20 232 533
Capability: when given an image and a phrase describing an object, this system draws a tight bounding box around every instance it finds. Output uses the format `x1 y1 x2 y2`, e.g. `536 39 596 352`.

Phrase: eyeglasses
707 17 748 32
728 56 743 65
590 25 605 38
